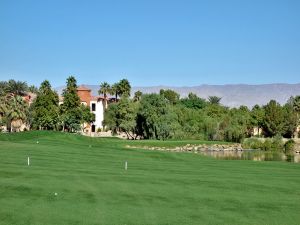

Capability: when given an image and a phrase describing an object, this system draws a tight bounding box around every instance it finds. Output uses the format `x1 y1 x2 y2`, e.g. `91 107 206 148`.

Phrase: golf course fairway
0 131 299 225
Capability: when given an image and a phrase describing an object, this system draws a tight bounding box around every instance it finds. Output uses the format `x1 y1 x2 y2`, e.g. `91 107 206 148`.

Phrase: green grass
0 131 299 225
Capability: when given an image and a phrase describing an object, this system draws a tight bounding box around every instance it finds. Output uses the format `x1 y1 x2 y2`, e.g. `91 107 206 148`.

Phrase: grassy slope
0 131 299 225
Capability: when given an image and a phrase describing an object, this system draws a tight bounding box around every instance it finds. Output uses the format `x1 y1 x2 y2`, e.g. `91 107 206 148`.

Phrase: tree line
0 77 95 132
1 77 300 143
0 77 133 132
104 83 300 142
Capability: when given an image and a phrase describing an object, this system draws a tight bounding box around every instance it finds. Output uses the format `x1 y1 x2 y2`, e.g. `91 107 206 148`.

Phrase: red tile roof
77 85 91 91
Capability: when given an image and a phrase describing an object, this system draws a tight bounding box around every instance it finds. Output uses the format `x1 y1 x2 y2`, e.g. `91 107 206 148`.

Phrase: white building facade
60 86 107 134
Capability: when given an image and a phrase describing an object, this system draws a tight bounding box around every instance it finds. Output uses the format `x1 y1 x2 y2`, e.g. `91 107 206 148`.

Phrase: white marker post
125 161 128 171
27 157 30 166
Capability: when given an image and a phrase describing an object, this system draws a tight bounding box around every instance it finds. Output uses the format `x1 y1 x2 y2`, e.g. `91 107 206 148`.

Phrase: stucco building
59 85 109 134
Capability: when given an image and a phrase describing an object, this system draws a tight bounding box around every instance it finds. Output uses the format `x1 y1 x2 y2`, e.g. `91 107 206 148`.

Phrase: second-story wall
90 98 105 131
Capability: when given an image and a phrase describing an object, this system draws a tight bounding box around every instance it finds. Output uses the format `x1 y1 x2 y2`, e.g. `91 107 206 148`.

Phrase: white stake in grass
125 161 128 171
27 157 30 166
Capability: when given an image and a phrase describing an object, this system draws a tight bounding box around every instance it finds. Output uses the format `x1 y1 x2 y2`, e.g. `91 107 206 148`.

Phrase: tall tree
28 85 39 94
60 76 81 132
0 95 7 127
98 82 111 99
291 95 300 129
262 100 285 137
110 83 119 100
282 103 298 138
118 79 131 97
0 81 8 97
103 97 138 139
6 79 28 96
5 95 29 132
30 80 59 130
137 93 177 139
98 82 111 108
61 76 80 110
251 104 265 136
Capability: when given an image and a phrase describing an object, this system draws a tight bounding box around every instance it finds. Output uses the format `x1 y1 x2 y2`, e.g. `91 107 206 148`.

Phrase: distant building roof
91 96 105 101
77 85 91 91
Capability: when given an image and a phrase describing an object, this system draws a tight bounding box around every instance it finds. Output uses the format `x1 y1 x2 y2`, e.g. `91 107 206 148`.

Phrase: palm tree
6 80 28 96
133 90 142 102
0 95 7 127
98 82 111 108
208 96 222 105
5 95 29 132
0 81 8 97
118 79 131 97
28 85 39 94
110 83 119 101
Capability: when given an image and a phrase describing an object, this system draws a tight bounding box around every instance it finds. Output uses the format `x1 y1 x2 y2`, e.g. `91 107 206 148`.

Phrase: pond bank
125 143 243 153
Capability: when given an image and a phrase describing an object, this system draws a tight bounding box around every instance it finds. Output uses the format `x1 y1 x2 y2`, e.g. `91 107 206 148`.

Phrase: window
91 103 96 111
91 125 96 133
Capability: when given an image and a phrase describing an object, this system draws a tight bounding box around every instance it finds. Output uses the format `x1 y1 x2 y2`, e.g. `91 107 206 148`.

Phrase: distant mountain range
56 83 300 108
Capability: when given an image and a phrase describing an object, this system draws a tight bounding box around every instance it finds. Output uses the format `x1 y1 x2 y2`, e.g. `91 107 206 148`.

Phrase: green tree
0 95 8 127
98 82 111 108
208 96 222 105
219 106 252 142
133 90 142 102
160 89 180 105
80 105 96 132
110 83 119 100
137 94 178 139
180 93 207 109
110 79 131 100
5 95 29 132
118 79 131 97
0 81 8 96
282 103 298 138
262 100 285 137
291 95 300 130
5 79 28 96
30 80 59 130
60 76 81 132
0 80 29 131
103 102 119 133
118 98 138 139
104 97 138 139
28 85 39 94
288 96 300 114
251 105 265 137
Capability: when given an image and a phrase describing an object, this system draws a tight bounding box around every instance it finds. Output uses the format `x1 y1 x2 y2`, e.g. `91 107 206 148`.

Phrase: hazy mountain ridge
56 83 300 108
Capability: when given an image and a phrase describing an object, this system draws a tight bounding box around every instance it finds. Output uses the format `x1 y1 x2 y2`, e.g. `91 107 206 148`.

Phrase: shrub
284 139 295 154
243 137 284 152
242 138 263 149
97 128 102 133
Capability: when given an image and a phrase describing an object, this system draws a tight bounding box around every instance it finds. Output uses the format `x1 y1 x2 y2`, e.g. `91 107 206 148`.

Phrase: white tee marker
27 157 30 166
125 161 128 171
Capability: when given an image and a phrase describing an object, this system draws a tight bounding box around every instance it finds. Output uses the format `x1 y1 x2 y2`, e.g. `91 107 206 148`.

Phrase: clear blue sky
0 0 299 87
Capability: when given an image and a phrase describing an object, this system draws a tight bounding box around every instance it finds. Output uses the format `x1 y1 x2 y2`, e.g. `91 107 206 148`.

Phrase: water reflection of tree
200 150 300 163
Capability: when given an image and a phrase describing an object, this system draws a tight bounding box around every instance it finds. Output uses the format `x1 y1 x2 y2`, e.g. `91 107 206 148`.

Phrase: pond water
200 150 300 163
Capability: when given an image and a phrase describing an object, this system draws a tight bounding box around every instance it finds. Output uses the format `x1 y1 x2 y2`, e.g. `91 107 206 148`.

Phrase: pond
200 150 300 163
